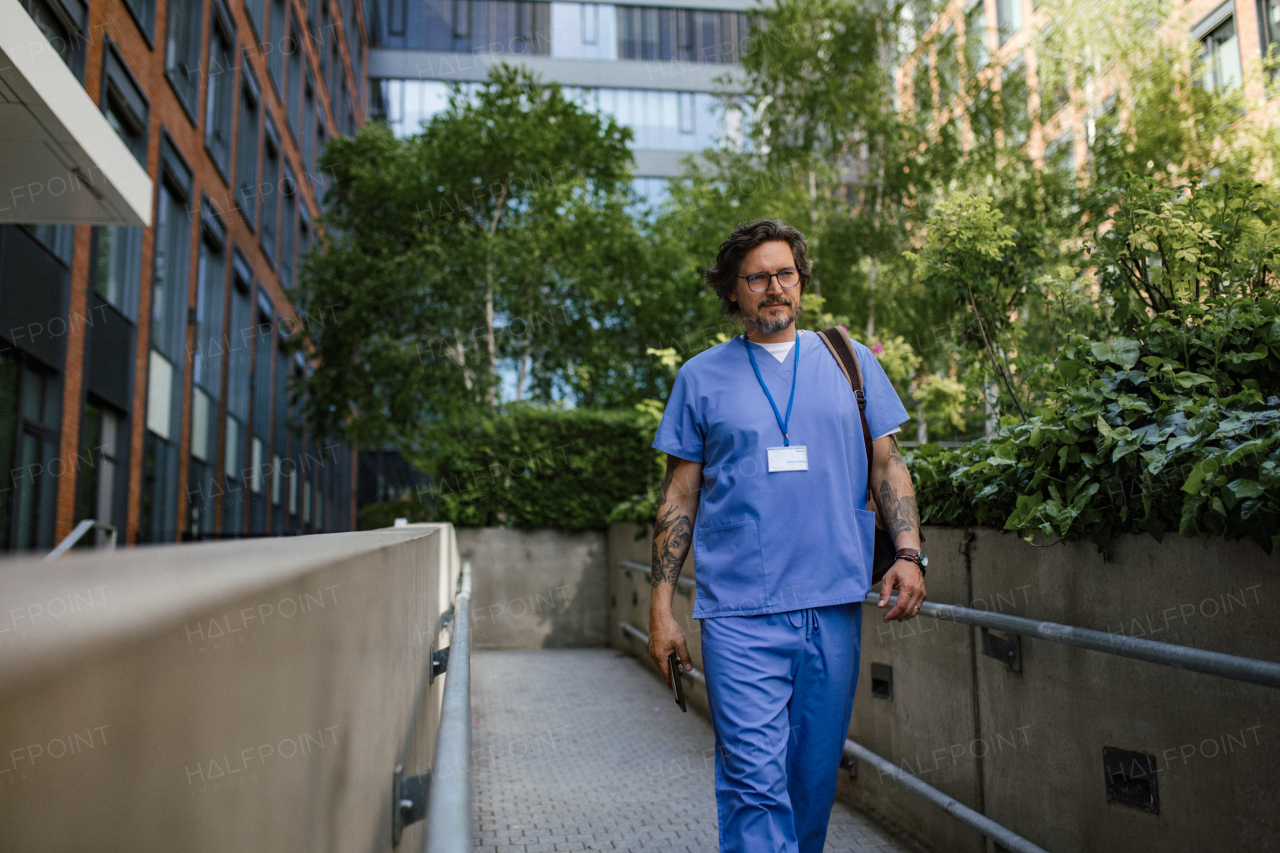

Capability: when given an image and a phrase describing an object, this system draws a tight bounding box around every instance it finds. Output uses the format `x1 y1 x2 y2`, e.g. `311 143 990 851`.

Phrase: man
648 219 926 853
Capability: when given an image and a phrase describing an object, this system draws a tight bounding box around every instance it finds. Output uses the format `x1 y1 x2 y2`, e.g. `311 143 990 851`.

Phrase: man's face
729 240 801 335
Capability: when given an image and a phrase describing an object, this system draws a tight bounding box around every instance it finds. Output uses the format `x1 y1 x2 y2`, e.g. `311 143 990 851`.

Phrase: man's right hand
648 608 692 683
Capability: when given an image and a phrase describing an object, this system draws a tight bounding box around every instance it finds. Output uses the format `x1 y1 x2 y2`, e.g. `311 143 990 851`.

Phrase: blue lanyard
744 333 800 446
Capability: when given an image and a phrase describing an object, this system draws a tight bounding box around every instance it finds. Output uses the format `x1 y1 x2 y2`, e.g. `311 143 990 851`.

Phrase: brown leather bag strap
816 326 873 469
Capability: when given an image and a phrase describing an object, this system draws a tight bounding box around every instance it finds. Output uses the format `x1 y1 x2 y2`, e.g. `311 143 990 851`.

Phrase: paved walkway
471 649 925 853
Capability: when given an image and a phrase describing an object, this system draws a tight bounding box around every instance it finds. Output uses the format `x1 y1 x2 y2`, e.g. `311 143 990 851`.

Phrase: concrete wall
607 523 1280 853
0 524 458 853
459 527 608 650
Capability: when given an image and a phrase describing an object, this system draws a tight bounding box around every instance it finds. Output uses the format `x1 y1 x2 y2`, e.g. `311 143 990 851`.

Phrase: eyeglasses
738 267 800 293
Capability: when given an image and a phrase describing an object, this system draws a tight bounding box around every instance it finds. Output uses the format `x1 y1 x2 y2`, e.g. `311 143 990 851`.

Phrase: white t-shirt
750 330 901 440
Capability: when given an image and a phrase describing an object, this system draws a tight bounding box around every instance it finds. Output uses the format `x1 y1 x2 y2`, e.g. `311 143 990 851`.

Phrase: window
937 26 960 102
1201 16 1243 90
123 0 157 41
151 137 194 363
914 56 934 116
313 119 327 199
165 0 202 118
677 91 694 134
287 24 304 139
260 120 281 265
1260 0 1280 63
269 0 288 93
966 1 989 72
90 227 143 321
223 254 253 534
347 0 364 91
280 166 298 289
297 208 311 309
301 76 316 179
0 362 62 551
194 198 227 397
236 57 262 229
76 402 122 547
101 44 150 167
1001 58 1029 147
246 0 266 39
582 3 598 44
996 0 1021 46
615 7 748 64
227 255 254 427
21 0 88 80
206 3 237 181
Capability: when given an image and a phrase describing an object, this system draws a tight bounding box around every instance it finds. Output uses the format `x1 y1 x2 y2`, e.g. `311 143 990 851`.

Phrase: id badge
767 445 809 472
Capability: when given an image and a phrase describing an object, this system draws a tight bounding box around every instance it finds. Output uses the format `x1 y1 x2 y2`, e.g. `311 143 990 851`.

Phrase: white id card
767 446 809 472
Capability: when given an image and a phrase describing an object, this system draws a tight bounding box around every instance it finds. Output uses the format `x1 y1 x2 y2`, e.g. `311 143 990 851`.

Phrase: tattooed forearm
874 436 921 546
650 456 700 589
651 504 693 588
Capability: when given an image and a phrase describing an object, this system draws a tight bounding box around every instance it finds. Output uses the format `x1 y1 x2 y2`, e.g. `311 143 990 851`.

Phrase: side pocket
852 508 877 589
694 518 766 613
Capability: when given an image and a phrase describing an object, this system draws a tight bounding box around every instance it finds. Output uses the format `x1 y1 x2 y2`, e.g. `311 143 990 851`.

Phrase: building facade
363 0 755 202
901 0 1280 169
0 0 366 552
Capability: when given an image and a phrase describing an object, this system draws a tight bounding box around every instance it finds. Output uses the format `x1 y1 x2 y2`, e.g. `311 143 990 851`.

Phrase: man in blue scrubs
648 220 926 853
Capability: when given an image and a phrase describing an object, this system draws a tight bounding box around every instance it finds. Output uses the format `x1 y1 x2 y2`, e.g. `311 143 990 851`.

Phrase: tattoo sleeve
651 458 696 589
875 436 922 546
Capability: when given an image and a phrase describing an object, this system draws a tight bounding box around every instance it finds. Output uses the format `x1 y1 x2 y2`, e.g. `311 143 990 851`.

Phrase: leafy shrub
909 179 1280 553
398 405 659 531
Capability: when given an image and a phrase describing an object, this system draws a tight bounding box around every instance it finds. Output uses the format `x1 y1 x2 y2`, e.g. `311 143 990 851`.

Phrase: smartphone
666 652 688 713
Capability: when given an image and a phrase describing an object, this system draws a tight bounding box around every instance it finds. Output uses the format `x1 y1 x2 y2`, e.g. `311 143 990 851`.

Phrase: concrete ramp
471 649 923 853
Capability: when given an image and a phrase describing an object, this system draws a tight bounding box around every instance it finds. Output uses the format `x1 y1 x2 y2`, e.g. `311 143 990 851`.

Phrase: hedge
358 405 660 531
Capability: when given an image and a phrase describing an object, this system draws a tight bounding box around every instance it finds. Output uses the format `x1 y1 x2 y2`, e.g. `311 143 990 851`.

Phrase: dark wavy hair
704 219 813 319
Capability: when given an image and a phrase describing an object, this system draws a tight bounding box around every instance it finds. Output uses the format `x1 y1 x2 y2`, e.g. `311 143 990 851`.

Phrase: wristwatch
895 548 928 575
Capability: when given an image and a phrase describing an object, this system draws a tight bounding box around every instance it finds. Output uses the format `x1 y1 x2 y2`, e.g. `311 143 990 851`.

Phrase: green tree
296 64 654 453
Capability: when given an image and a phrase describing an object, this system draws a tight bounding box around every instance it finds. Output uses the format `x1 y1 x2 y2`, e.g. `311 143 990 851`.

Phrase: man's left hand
877 559 926 622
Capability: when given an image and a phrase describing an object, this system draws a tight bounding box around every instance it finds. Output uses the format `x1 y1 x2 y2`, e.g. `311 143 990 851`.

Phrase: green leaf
1225 479 1266 500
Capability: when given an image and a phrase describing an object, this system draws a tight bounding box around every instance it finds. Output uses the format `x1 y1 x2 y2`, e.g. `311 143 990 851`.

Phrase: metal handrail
619 559 696 593
44 519 117 561
866 592 1280 690
424 560 473 853
841 739 1050 853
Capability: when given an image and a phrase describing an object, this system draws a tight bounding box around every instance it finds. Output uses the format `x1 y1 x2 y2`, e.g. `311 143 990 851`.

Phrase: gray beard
746 302 797 335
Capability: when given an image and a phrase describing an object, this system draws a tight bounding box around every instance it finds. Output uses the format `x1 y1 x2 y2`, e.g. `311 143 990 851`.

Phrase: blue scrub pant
700 603 862 853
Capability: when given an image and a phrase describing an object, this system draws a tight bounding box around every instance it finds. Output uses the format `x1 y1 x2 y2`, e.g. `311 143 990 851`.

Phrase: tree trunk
483 276 497 406
865 256 878 339
916 401 927 444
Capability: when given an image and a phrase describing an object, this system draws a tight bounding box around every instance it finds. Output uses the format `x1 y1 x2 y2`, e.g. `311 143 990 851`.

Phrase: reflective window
616 7 750 63
995 0 1021 46
236 58 262 229
1201 16 1243 90
21 0 88 80
165 0 202 116
101 44 150 166
966 2 988 72
91 227 143 321
206 7 237 180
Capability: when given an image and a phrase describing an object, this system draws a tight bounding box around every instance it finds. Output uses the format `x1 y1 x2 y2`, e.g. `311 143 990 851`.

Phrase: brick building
899 0 1280 169
0 0 366 551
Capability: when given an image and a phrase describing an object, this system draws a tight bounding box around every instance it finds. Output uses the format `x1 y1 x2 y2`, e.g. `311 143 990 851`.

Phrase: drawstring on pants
786 607 820 639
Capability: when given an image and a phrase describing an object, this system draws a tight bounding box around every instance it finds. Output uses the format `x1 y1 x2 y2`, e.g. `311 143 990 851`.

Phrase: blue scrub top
652 331 909 618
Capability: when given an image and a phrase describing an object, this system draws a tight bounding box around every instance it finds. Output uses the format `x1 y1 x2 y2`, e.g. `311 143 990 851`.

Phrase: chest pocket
694 518 766 613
